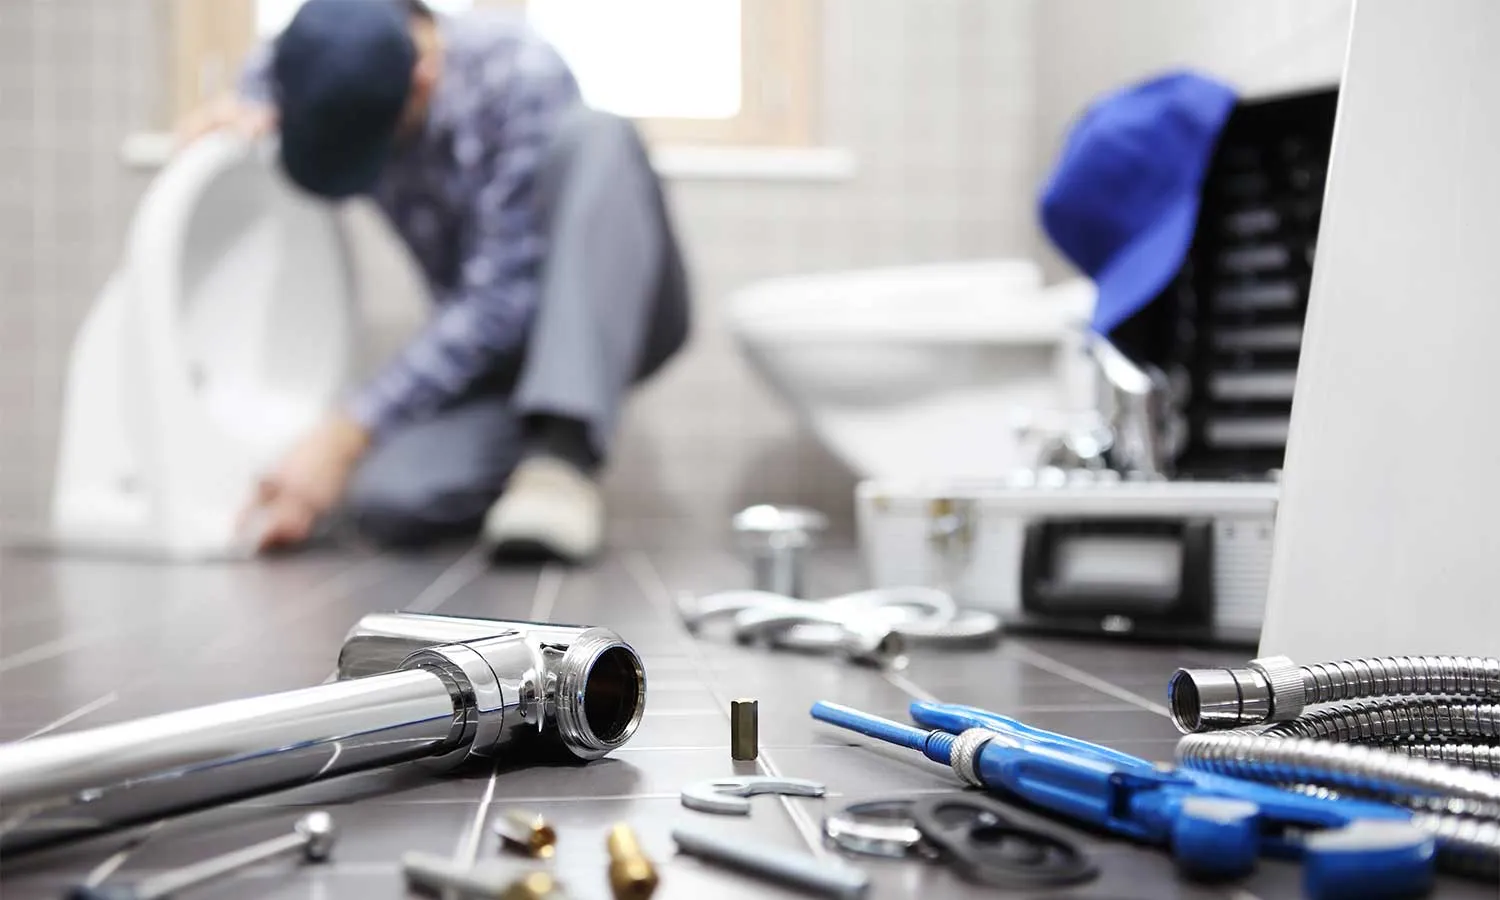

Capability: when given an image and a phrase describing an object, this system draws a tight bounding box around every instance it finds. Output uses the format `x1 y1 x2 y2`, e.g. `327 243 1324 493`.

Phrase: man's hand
243 415 371 552
175 93 277 149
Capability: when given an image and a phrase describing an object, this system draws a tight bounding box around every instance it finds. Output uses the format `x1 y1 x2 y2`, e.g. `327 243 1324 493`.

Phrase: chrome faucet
1024 332 1177 478
0 613 646 854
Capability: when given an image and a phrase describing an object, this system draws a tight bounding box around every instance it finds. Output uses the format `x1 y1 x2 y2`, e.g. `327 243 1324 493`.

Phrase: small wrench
680 775 827 815
70 811 337 899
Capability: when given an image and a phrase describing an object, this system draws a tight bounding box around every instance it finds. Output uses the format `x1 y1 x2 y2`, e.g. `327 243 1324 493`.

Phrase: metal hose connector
1169 655 1500 734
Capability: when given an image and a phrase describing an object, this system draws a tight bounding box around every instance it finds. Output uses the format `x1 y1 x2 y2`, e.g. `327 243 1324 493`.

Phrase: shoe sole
485 536 586 565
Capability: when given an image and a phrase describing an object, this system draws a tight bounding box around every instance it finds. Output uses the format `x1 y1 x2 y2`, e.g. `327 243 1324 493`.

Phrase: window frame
164 0 820 147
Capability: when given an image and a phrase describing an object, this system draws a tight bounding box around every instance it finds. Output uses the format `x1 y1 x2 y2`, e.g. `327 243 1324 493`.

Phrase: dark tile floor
0 544 1491 899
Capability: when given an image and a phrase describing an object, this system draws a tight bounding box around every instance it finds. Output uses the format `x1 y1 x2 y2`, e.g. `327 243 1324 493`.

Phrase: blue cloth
241 9 582 436
1039 71 1238 335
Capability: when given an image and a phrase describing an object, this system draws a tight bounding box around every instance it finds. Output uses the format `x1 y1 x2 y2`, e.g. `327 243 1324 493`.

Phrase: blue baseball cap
1040 71 1238 335
272 0 417 198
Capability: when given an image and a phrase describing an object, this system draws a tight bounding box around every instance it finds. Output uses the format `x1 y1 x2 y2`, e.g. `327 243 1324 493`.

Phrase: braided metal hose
1175 732 1500 818
1169 655 1500 877
1253 698 1500 774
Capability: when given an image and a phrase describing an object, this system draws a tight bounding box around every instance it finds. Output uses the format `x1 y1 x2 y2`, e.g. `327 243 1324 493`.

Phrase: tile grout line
1007 645 1171 718
0 631 102 674
449 558 558 872
622 551 832 861
19 690 119 741
77 546 516 888
73 555 391 886
454 765 501 866
405 543 491 614
528 563 565 621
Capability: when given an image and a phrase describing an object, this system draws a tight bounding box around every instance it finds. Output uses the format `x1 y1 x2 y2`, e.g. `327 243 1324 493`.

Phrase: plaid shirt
241 11 581 436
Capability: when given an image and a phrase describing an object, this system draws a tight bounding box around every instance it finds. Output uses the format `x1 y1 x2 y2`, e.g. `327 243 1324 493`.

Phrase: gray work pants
343 108 690 546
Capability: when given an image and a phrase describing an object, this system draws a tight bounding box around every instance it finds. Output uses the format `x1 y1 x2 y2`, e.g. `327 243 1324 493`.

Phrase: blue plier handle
812 700 1438 900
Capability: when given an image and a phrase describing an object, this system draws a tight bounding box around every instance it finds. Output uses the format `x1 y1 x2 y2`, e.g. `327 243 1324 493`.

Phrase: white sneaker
482 456 604 562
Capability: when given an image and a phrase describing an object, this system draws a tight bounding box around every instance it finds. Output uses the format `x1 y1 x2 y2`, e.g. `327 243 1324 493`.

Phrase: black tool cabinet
1111 87 1340 479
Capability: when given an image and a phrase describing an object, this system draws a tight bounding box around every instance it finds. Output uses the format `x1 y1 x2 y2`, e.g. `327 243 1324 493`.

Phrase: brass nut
607 823 659 900
493 809 557 859
730 698 759 761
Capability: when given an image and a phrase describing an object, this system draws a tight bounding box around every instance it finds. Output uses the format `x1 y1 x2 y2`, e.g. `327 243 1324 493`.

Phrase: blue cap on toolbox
1040 71 1237 335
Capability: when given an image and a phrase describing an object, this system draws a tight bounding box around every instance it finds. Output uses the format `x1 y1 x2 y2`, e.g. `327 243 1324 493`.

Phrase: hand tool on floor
671 826 869 899
606 823 658 900
680 775 827 815
493 809 557 858
811 699 1442 900
402 852 567 899
0 613 646 854
69 811 336 900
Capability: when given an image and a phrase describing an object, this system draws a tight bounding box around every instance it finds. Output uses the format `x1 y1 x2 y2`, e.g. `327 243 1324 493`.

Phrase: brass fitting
607 823 659 899
731 698 759 761
503 870 567 899
494 809 558 858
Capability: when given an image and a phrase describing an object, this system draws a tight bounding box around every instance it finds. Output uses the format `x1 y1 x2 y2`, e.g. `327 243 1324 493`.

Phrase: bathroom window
166 0 819 147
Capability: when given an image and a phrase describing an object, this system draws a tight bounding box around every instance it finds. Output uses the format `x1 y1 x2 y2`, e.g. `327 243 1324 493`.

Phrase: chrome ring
950 729 994 787
822 799 935 860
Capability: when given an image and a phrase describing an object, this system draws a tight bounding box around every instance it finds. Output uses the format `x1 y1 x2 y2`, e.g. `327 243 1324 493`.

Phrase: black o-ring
910 794 1098 888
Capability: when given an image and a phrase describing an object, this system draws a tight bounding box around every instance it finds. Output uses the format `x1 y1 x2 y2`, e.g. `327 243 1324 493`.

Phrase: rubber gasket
909 794 1098 888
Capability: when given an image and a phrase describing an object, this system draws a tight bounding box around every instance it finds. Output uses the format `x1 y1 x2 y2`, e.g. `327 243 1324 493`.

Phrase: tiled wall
0 0 162 539
0 0 1353 550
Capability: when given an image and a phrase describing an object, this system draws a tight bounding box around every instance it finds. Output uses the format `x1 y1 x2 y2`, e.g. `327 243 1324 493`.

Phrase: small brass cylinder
607 823 658 900
493 809 557 858
731 698 759 761
502 870 566 899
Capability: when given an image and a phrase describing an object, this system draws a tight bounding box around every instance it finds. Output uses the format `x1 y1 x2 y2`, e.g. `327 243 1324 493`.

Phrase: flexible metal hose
1300 657 1500 706
1169 655 1500 877
1253 698 1500 773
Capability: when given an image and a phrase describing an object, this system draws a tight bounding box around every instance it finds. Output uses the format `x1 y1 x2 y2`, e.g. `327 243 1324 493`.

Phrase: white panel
1259 0 1500 660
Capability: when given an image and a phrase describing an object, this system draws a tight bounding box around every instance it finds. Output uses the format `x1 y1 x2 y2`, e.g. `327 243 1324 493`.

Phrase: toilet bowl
52 133 357 559
729 261 1096 479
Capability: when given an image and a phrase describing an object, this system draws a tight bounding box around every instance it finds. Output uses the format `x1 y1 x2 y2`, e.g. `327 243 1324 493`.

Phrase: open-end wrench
680 776 827 815
70 811 337 899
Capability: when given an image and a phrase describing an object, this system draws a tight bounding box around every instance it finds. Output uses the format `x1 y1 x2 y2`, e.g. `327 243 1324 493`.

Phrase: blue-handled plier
811 700 1438 900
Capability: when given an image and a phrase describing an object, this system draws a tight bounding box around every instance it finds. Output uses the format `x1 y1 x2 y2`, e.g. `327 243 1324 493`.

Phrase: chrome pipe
0 614 646 854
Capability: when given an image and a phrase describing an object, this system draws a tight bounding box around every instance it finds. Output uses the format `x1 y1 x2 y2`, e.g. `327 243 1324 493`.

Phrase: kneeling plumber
181 0 690 561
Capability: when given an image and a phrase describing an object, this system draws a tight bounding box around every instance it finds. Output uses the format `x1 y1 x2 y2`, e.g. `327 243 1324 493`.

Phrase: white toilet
52 133 358 559
728 261 1096 479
